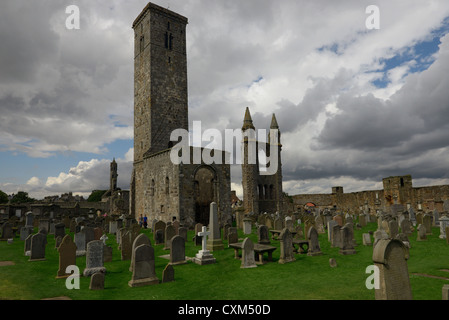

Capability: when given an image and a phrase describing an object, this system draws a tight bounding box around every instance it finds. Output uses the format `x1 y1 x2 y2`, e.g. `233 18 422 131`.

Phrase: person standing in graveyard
139 214 144 227
143 215 148 229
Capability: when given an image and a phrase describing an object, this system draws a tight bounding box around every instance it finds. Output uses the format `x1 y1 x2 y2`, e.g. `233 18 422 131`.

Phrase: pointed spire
242 107 255 131
270 113 279 129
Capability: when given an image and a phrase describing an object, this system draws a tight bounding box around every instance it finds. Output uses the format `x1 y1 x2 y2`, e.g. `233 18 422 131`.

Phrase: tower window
167 21 171 30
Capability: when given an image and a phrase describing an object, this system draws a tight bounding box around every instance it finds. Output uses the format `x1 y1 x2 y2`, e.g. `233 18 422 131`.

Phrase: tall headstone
307 226 322 256
278 228 295 264
170 235 187 265
121 230 133 261
206 202 224 251
243 218 252 235
439 216 449 239
388 220 399 239
373 239 413 300
423 214 432 235
241 237 257 268
29 232 47 261
331 224 342 248
56 235 77 279
74 230 86 256
164 225 176 250
83 240 106 277
128 244 159 287
129 233 151 272
339 223 356 255
327 220 338 242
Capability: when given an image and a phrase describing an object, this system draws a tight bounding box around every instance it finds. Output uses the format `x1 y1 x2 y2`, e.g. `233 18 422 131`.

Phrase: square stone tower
132 2 188 161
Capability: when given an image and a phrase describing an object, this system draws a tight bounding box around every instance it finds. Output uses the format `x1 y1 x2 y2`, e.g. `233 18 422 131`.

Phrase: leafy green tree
0 190 9 204
87 190 107 202
10 191 35 204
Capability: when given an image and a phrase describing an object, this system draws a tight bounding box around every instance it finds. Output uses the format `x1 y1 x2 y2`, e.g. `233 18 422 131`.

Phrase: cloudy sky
1 0 449 200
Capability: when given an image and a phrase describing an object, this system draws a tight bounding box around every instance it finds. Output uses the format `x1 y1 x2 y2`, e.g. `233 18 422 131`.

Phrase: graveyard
1 210 449 301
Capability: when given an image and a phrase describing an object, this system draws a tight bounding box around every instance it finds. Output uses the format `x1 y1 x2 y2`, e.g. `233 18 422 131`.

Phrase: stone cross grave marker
194 226 216 265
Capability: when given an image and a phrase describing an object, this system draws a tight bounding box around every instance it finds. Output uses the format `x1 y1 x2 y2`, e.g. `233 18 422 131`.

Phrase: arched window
150 179 155 196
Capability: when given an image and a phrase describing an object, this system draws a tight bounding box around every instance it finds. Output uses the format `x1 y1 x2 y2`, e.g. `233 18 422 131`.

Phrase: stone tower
241 108 284 214
132 2 188 161
110 158 118 192
131 3 189 217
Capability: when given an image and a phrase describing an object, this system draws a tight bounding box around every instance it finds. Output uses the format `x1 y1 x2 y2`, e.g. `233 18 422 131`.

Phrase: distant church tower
110 158 118 192
241 108 284 214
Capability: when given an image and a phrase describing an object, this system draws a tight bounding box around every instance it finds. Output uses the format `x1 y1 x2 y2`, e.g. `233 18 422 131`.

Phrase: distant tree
87 190 107 202
10 191 35 204
0 190 8 204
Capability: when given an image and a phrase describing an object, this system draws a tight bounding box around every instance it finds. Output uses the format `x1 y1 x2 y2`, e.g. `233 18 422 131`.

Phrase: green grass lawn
0 221 448 300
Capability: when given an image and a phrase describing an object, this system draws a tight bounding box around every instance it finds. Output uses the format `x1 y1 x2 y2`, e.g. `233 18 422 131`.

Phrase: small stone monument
194 226 216 265
241 237 257 268
83 240 106 277
128 244 159 287
206 202 224 251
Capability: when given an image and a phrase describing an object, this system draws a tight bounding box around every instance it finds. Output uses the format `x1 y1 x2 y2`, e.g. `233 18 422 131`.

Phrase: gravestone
121 230 133 261
109 221 118 234
331 224 342 248
433 210 440 226
1 222 13 240
38 219 50 234
388 220 399 239
29 232 47 261
172 220 180 235
130 233 151 272
307 226 322 256
84 226 95 248
274 217 283 230
155 229 164 245
359 214 367 227
89 272 105 290
443 284 449 300
315 216 325 234
333 214 343 227
400 219 413 236
257 225 270 245
241 237 257 268
164 225 176 250
154 221 166 242
56 235 77 279
265 216 274 229
206 202 224 251
69 219 77 233
20 226 33 241
243 218 252 235
83 240 106 277
74 230 86 256
162 264 175 283
24 234 32 256
178 227 188 242
25 212 34 227
128 244 159 287
439 216 449 239
373 229 389 248
285 217 294 232
373 239 412 300
362 233 372 246
170 235 187 265
278 228 295 264
54 223 66 240
327 220 338 242
423 214 432 235
339 223 356 255
193 226 216 265
227 228 238 247
416 224 427 241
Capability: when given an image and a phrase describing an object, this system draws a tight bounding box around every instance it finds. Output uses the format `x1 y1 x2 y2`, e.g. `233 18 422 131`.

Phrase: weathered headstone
83 240 106 277
155 229 164 245
109 220 118 235
388 220 399 239
373 229 389 248
20 226 33 241
416 224 427 241
178 227 187 242
362 233 372 246
129 233 151 272
227 228 238 247
170 235 187 265
154 221 166 242
327 220 338 242
128 244 159 287
25 212 34 227
257 225 270 245
121 230 133 261
439 216 449 239
162 264 175 283
89 272 105 290
443 284 449 300
331 224 342 248
56 235 76 279
274 217 283 230
423 214 432 235
307 226 322 256
243 218 252 235
400 219 413 236
164 225 176 250
278 228 295 264
373 239 412 300
339 223 356 255
29 232 47 261
241 237 257 268
206 202 224 251
74 230 86 256
1 222 13 241
54 223 66 240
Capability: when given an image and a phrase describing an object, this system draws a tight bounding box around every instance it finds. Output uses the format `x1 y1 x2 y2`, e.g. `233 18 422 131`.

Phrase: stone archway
193 165 216 225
